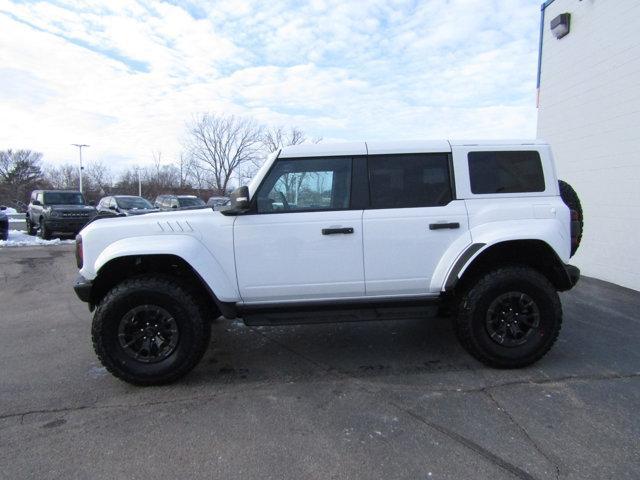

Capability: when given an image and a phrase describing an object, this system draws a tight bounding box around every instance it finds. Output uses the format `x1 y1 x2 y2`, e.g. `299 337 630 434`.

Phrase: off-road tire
92 276 211 385
26 216 36 235
454 266 562 369
38 219 51 240
558 180 583 256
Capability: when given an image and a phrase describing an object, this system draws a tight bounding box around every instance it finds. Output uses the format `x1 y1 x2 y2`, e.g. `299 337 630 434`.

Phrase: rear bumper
73 275 93 303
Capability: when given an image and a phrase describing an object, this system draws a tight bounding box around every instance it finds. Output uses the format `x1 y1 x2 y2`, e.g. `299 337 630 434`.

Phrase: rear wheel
92 276 211 385
454 266 562 368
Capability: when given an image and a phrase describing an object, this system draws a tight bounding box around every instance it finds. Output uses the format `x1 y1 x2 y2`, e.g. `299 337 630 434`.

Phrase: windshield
44 192 85 205
249 150 279 197
116 197 153 209
208 197 229 206
178 197 205 207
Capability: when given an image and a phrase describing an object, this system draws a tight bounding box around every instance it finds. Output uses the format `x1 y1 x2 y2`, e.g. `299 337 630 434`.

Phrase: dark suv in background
26 190 97 239
97 195 159 217
154 194 205 211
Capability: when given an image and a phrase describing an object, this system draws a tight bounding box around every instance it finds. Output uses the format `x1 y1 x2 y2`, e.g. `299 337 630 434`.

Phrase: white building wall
537 0 640 290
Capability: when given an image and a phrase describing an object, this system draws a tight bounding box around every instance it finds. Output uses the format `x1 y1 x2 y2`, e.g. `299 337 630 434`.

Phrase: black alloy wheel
485 292 540 347
117 305 180 363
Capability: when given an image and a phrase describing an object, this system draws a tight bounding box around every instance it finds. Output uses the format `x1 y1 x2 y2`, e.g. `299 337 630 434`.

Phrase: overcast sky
0 0 541 169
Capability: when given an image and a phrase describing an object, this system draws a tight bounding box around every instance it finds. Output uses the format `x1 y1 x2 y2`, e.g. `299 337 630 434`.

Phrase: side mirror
222 186 250 216
171 204 178 209
0 205 6 211
33 200 42 206
89 200 96 206
109 205 116 211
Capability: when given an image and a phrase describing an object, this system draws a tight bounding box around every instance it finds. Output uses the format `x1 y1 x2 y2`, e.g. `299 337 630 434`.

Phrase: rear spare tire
558 180 583 256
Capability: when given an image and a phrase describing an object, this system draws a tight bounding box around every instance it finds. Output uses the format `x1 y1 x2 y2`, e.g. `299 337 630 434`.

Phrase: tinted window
368 153 452 209
468 151 545 194
178 197 205 207
117 197 153 209
257 157 352 213
44 192 85 205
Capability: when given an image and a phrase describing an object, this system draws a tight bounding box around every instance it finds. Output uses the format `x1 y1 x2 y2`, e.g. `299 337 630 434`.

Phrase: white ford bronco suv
74 140 582 385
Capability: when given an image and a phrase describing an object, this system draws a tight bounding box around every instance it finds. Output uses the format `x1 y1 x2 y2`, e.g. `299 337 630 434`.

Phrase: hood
78 207 232 280
123 208 160 216
81 207 221 237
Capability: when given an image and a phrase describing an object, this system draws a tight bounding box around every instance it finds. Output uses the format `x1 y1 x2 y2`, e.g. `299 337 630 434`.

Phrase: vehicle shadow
185 315 479 387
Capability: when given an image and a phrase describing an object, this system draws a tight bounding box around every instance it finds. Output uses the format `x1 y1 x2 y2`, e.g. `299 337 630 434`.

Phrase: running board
239 297 440 326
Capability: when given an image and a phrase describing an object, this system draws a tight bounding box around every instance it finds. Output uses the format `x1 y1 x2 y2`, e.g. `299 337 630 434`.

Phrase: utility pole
136 167 142 196
71 144 90 193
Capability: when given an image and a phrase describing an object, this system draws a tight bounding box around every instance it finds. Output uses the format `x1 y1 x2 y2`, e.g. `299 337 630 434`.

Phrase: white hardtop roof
279 140 548 158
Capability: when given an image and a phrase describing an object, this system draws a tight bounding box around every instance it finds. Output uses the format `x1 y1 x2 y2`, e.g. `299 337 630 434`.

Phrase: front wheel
26 216 36 235
453 266 562 368
92 276 211 385
38 219 51 240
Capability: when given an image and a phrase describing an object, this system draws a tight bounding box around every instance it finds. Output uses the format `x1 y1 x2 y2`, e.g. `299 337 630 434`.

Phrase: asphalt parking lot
1 246 639 479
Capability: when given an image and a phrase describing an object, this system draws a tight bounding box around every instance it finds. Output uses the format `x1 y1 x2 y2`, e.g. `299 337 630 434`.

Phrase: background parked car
97 195 159 217
0 206 8 241
206 196 230 210
26 190 97 239
154 194 206 211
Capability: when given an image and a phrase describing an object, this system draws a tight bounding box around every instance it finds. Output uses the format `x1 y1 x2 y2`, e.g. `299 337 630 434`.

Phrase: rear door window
468 151 545 194
368 153 452 209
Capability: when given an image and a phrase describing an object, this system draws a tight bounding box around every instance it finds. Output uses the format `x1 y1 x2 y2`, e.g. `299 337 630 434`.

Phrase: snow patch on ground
0 230 75 247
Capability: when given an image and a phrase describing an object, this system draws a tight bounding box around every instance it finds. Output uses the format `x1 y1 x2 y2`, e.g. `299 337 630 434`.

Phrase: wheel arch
446 239 575 294
89 254 237 319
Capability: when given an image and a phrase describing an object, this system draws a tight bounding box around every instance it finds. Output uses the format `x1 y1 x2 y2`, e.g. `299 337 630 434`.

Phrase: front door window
256 157 352 213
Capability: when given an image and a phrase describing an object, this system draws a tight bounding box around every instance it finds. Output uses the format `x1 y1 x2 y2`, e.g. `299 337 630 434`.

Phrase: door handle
429 222 460 230
322 227 354 235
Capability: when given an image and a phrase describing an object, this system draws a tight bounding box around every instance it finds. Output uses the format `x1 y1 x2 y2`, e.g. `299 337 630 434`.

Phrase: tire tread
92 275 211 385
454 266 562 369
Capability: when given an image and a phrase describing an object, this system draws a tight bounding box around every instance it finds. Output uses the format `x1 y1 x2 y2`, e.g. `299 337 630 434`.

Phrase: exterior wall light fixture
550 13 571 39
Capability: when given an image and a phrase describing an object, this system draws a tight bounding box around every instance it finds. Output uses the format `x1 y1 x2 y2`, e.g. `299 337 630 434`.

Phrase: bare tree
261 126 306 153
85 161 113 195
177 153 192 189
258 126 322 202
44 163 79 189
0 149 44 185
0 149 45 206
185 113 263 194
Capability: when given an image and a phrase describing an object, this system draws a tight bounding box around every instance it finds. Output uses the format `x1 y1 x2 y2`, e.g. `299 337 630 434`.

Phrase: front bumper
45 218 92 233
73 274 93 303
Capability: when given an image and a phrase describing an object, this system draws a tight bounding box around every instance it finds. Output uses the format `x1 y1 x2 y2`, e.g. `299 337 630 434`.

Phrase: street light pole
71 144 90 193
137 167 142 196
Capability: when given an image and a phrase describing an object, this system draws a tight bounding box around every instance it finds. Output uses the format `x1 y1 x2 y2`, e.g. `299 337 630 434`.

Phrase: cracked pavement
1 246 639 479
